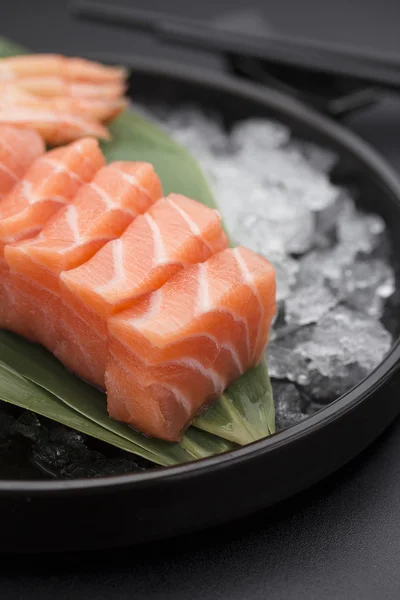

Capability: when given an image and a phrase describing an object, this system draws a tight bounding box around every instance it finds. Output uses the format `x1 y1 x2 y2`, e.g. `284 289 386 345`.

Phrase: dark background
2 0 400 597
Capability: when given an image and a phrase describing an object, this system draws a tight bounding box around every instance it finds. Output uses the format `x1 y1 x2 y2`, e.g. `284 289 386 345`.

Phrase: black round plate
1 56 400 554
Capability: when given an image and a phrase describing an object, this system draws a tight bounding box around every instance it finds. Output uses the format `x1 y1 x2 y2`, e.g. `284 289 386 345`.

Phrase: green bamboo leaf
194 362 275 444
0 37 27 57
0 36 275 457
0 331 235 465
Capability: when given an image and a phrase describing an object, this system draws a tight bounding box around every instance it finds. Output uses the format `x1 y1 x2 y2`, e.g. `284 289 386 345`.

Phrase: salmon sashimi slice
62 194 229 319
0 125 45 324
1 137 105 332
6 77 126 101
0 125 45 199
58 194 229 388
106 247 276 441
0 84 127 123
0 54 128 143
0 137 105 245
0 55 126 84
5 162 162 350
7 162 162 285
0 106 110 145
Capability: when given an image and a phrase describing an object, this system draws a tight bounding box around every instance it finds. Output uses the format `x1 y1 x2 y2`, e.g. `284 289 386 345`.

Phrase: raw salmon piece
0 125 45 199
0 84 127 122
0 106 110 145
62 194 229 318
0 54 126 83
5 162 161 350
2 137 105 332
58 193 229 388
106 247 276 441
8 77 126 100
0 125 44 325
0 137 105 245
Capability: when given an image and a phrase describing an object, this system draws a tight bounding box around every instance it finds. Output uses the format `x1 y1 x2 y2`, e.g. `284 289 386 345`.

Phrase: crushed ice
139 103 396 430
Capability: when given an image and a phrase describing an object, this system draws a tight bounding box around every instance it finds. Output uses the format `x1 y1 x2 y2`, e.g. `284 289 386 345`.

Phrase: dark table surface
2 0 400 597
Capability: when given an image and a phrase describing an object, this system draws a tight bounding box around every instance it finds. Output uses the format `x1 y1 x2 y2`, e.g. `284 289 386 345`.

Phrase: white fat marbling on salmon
1 225 42 244
21 179 35 206
111 238 125 282
128 289 163 327
178 357 226 395
233 246 264 362
90 180 136 218
0 160 18 182
145 213 166 266
65 204 81 244
93 239 125 294
167 196 214 253
119 170 152 204
41 157 85 184
221 343 244 374
0 134 19 158
196 262 210 314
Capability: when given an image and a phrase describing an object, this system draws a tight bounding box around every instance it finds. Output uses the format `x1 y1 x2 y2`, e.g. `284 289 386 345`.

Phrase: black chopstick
71 0 400 90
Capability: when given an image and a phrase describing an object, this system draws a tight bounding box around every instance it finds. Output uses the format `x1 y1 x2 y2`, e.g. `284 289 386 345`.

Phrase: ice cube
248 186 316 255
339 258 395 318
296 306 393 401
268 306 392 402
285 279 338 325
298 244 355 289
290 140 339 173
267 326 313 382
272 381 307 430
165 106 228 156
231 118 290 152
315 190 348 239
337 197 385 254
245 150 340 212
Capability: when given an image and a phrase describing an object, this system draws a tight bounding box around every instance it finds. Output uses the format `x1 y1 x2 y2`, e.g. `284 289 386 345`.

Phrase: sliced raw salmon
0 106 110 145
0 54 126 83
0 125 44 324
2 137 105 331
0 137 105 246
106 247 276 441
5 161 162 350
0 54 128 143
0 125 45 200
58 193 229 388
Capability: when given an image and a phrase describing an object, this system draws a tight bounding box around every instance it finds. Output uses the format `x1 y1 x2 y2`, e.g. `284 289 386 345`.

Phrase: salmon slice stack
106 247 276 440
1 137 105 330
5 161 162 350
0 137 104 247
0 54 128 144
0 135 276 440
58 193 229 388
0 125 45 324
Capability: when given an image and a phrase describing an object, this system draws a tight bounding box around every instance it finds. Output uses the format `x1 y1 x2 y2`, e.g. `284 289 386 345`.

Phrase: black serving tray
1 55 400 553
